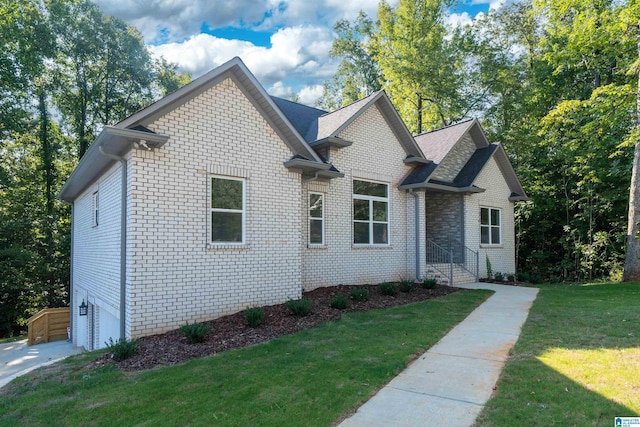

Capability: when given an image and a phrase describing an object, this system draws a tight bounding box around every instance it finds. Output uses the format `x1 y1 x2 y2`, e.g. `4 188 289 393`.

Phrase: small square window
480 207 501 245
352 179 389 245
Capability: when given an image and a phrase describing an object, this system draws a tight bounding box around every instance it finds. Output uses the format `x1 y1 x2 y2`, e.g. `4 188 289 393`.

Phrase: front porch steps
425 264 477 286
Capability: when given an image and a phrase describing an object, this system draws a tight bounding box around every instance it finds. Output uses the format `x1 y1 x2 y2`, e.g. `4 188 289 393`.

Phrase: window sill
307 244 328 250
351 245 393 250
480 244 503 249
207 243 251 251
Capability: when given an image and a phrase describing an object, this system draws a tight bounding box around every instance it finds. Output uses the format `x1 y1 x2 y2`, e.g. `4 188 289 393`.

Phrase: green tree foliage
317 12 382 111
48 0 156 157
0 0 189 337
323 0 639 281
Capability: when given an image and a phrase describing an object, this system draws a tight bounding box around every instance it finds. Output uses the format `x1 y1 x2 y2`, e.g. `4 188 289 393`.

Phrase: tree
48 0 155 157
623 3 640 281
317 12 382 110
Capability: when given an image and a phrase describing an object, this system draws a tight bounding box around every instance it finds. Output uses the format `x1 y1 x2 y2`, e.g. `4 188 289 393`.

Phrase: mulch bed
96 283 460 372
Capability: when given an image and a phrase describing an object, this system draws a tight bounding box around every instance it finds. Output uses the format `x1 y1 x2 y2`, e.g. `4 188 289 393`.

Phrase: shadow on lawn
475 282 640 426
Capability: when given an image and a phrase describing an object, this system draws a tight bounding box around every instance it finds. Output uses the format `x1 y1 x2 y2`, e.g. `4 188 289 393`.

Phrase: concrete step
425 264 477 286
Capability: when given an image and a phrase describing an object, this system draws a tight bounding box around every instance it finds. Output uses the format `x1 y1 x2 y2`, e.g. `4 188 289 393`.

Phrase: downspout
99 145 127 340
61 201 75 343
409 189 421 280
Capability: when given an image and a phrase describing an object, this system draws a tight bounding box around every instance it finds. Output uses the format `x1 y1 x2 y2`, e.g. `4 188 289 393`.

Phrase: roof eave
404 155 431 165
309 136 353 150
58 126 169 202
509 195 530 202
423 182 486 193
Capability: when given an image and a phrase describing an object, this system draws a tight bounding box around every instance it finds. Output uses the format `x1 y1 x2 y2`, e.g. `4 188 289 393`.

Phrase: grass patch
0 335 26 344
0 290 490 426
475 282 640 426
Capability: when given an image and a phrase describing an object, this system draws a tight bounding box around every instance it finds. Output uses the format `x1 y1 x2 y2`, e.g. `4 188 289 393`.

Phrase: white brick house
58 57 527 350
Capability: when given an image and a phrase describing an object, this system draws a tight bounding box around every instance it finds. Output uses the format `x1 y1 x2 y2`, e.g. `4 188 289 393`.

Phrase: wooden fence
27 307 70 346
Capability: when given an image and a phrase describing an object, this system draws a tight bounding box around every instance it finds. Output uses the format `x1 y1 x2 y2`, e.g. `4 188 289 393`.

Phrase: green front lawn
0 289 491 426
475 282 640 426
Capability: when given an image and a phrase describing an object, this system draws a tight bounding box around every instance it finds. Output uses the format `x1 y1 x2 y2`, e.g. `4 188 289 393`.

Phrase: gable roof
119 57 323 163
401 120 528 200
58 57 338 202
306 91 425 159
414 119 482 163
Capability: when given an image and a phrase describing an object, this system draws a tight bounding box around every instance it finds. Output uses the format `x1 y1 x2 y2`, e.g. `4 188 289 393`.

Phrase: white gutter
99 145 127 340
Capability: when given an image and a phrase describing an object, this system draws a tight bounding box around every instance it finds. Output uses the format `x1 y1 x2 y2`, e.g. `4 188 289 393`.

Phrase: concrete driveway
0 339 83 389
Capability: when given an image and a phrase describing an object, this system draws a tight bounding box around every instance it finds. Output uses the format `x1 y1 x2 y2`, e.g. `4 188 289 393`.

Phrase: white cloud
447 12 473 28
267 81 294 98
94 0 270 42
150 25 338 87
298 85 324 106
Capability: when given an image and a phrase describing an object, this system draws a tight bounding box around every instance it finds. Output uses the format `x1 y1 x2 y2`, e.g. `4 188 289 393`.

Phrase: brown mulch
97 283 460 372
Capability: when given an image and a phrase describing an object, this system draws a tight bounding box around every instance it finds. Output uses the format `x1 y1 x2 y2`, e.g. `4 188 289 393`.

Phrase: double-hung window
480 207 501 245
308 193 324 245
353 179 389 245
210 176 245 243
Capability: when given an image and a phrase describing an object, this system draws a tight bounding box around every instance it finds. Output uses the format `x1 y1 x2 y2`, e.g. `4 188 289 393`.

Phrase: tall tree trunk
623 22 640 282
416 94 423 134
38 87 57 305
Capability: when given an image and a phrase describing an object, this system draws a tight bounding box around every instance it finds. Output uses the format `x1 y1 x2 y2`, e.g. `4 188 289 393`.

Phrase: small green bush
181 322 209 344
486 254 493 279
349 288 369 301
379 282 398 296
105 337 138 361
422 278 437 289
506 273 515 282
493 271 504 282
330 294 349 309
286 298 312 316
398 278 413 293
244 307 264 327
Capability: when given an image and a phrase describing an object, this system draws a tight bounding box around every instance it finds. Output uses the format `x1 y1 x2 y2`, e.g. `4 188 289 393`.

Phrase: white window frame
480 207 501 246
92 191 99 227
308 192 325 246
210 175 246 244
352 179 390 246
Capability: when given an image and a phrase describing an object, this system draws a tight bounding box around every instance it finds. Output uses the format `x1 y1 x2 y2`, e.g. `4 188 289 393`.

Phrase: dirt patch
96 283 460 373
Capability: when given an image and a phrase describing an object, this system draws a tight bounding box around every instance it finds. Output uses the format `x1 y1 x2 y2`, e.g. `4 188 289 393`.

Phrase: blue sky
94 0 499 105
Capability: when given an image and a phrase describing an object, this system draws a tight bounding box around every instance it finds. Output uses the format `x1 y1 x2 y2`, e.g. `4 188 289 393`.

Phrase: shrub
181 322 209 344
493 271 504 282
506 273 515 282
105 337 138 361
486 254 493 279
286 298 312 316
244 307 264 327
398 277 413 293
330 294 349 309
379 282 398 296
422 278 437 289
349 288 369 301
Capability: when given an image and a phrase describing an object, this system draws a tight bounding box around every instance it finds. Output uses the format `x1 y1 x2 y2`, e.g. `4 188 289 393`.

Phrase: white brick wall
302 105 418 288
464 156 516 277
72 163 123 349
127 78 302 337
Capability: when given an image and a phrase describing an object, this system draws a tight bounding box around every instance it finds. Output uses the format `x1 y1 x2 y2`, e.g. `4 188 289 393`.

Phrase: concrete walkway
339 282 539 427
0 339 82 390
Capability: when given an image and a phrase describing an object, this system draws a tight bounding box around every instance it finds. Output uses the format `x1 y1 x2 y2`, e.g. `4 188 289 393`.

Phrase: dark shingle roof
270 97 327 142
400 163 437 187
454 144 498 187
